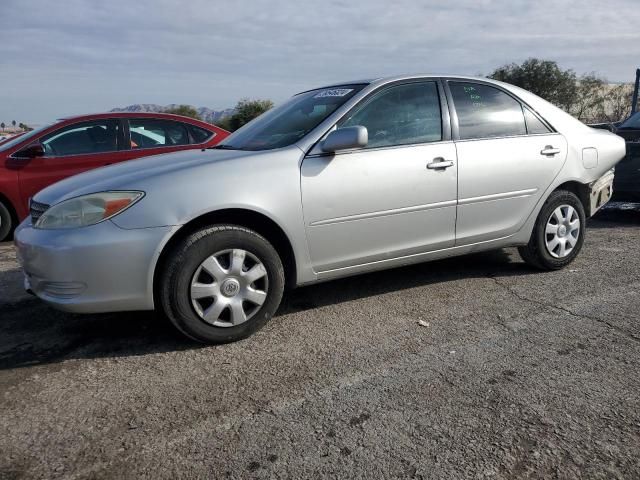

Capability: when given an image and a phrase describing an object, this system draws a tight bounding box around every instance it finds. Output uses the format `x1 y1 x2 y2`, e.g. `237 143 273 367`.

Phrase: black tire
0 201 13 242
159 225 285 343
518 190 586 270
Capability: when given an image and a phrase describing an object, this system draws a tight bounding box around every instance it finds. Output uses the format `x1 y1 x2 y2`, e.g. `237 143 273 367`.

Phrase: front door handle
540 145 561 156
427 158 454 170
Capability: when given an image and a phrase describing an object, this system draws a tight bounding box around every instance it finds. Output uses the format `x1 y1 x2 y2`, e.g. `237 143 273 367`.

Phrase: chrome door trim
458 188 538 205
309 199 457 226
304 139 455 159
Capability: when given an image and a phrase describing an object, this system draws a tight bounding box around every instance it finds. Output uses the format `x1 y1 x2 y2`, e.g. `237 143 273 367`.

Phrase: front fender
110 146 317 288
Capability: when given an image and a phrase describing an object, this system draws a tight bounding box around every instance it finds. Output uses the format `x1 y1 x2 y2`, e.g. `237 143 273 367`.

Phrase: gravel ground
0 204 639 479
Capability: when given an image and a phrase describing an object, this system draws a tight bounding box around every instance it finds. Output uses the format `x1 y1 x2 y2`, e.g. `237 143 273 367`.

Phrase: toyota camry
15 75 625 343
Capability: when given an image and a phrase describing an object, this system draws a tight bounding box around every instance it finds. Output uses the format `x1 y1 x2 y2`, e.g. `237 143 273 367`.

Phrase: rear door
447 80 567 245
15 119 131 210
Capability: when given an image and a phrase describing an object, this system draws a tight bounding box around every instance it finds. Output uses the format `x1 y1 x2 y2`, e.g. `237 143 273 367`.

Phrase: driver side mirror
321 126 368 153
15 143 45 159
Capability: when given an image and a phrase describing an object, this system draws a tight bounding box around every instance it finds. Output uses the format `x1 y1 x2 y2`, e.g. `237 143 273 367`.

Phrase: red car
0 112 229 241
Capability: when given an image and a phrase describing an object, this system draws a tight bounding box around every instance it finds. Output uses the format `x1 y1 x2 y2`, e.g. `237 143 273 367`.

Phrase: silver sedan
15 75 625 343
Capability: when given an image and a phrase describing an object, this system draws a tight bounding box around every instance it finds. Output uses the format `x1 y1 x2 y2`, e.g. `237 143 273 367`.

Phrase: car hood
33 148 262 206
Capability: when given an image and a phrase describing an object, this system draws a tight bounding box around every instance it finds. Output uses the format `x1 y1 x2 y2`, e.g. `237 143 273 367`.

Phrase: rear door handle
427 158 454 170
540 145 561 156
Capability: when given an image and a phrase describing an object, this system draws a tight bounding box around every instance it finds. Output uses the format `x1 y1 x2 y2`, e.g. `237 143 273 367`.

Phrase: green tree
603 83 634 123
0 122 4 132
488 58 578 111
571 73 607 122
12 120 16 129
163 104 201 120
217 98 274 132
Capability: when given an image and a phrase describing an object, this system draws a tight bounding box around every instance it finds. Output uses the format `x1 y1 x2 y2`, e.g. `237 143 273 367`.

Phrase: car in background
610 112 640 200
15 75 625 344
0 113 229 241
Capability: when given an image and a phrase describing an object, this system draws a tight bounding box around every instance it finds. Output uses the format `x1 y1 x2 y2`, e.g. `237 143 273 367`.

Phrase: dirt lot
1 204 639 479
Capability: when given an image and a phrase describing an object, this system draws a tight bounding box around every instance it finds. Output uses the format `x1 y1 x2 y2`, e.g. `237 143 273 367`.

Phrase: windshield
620 112 640 130
0 122 58 152
218 84 366 151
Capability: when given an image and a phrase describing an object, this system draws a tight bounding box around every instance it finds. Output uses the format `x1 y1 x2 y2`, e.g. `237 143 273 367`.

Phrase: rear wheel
0 201 13 242
518 190 586 270
159 225 285 343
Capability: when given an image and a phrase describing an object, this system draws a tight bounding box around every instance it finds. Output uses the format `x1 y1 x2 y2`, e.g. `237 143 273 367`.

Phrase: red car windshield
0 122 58 152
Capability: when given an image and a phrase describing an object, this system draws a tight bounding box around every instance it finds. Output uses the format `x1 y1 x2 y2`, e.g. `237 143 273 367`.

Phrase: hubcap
545 205 580 258
220 278 241 297
190 249 268 327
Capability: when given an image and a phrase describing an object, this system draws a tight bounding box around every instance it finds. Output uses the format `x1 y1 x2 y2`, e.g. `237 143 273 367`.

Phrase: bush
489 58 634 123
163 105 201 120
216 99 274 132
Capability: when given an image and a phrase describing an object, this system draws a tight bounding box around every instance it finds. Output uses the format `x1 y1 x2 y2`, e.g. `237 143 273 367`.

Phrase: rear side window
40 120 120 156
340 81 442 148
449 82 526 140
189 124 215 144
128 119 189 149
523 107 552 134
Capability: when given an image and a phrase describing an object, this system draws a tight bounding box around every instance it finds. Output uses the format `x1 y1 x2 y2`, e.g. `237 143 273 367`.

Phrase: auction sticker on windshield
314 89 354 98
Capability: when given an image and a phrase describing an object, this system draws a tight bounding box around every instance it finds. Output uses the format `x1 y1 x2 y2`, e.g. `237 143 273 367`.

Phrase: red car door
15 119 133 212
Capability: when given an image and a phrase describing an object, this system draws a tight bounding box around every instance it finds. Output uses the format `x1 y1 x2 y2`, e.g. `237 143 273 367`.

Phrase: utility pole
632 68 640 115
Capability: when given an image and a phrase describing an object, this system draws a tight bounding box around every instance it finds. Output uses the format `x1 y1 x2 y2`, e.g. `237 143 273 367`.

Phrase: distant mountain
110 104 235 124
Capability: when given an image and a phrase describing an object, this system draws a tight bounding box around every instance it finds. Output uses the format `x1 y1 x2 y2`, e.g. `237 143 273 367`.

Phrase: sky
0 0 638 125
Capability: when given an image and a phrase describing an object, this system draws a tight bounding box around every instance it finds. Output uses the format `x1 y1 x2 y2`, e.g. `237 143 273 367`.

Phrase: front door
16 119 130 210
301 81 458 273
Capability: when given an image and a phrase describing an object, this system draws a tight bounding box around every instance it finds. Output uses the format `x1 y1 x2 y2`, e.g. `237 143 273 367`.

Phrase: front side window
129 119 189 149
217 84 366 151
339 81 442 149
40 120 120 156
450 82 526 140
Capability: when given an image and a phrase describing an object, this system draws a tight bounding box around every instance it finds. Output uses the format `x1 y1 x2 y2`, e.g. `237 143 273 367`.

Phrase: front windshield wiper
208 144 241 150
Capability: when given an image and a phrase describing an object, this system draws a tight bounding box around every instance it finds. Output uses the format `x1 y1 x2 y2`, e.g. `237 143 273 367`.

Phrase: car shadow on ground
278 248 526 315
0 249 534 371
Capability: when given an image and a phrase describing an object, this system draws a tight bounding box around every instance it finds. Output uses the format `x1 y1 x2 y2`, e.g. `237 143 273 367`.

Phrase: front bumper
14 220 174 313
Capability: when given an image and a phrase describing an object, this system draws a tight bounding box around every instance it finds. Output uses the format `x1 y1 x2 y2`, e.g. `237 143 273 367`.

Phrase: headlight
35 191 144 229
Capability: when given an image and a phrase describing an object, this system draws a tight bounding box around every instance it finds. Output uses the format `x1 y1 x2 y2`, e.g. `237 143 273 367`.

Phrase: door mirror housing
15 143 45 159
322 126 368 153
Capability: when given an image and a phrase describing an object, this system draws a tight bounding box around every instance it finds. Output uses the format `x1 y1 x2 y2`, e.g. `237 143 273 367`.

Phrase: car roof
309 74 506 92
56 112 212 124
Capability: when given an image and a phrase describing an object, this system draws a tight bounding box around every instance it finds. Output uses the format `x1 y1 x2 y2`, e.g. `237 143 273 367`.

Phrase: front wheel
159 225 285 343
518 190 586 270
